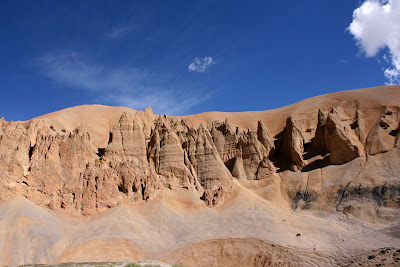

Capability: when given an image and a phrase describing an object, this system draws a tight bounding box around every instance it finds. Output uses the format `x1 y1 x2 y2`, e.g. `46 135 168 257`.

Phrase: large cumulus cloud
349 0 400 84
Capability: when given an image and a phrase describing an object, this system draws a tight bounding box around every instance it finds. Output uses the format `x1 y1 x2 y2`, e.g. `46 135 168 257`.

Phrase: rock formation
1 87 400 216
1 85 400 266
105 112 147 161
324 108 365 165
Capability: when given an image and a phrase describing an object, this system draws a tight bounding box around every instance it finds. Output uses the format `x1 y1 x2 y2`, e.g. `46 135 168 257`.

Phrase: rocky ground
17 261 172 267
346 248 400 266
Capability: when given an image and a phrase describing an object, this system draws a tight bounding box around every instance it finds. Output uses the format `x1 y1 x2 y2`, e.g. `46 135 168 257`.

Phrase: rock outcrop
324 109 365 165
105 112 147 161
366 107 400 155
0 87 399 223
257 120 274 155
284 116 306 171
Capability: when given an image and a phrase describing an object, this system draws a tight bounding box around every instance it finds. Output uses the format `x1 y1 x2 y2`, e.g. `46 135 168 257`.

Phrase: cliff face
0 86 400 222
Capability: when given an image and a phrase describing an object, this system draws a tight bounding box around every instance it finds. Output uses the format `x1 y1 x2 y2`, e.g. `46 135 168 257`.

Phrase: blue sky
0 0 398 120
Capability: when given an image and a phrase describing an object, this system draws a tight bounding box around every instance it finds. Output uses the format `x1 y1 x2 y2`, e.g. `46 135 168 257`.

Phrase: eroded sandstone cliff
0 86 399 223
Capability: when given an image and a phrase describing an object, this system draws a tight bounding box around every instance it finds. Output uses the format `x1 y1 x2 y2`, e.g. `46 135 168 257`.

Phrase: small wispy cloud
348 0 400 84
106 25 136 39
34 51 209 115
188 57 215 72
107 91 211 116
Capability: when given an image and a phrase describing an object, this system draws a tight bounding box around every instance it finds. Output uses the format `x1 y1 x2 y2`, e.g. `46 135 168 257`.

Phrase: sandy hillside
36 85 400 147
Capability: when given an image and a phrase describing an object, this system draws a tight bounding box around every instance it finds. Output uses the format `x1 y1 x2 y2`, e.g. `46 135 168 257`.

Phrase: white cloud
108 92 211 116
106 25 136 39
35 51 208 115
348 0 400 84
188 57 215 72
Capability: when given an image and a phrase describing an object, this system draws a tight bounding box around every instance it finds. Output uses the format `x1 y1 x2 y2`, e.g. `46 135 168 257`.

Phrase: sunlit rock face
0 86 399 221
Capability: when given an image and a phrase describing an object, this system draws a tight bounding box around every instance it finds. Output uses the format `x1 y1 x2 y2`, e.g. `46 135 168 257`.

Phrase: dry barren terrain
1 85 400 266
